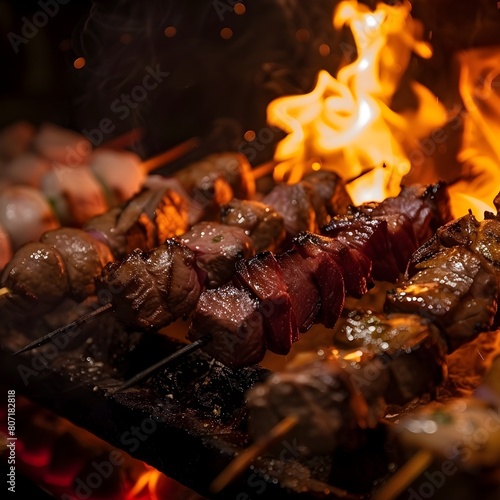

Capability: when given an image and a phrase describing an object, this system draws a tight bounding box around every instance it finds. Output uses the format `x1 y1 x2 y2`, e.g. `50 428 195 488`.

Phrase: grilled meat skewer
85 182 449 371
2 167 352 324
245 200 500 461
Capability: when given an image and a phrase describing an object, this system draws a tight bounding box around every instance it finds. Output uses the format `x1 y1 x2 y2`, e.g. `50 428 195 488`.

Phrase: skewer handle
371 450 434 500
210 415 299 493
140 137 201 174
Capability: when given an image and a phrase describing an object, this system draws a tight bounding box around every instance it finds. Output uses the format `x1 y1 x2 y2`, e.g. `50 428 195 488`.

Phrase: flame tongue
267 0 447 204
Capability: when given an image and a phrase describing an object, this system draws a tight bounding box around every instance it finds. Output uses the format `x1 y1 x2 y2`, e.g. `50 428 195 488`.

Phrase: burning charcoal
152 350 268 426
73 451 127 498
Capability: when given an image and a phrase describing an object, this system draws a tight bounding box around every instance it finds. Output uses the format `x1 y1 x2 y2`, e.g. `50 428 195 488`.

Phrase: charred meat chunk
178 222 254 288
385 246 498 351
350 182 452 245
175 152 255 223
301 170 353 217
96 240 201 331
220 198 286 253
263 182 320 237
293 231 373 298
188 284 266 369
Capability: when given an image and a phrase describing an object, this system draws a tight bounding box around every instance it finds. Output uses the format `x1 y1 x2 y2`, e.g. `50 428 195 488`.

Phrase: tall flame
448 45 500 217
267 0 447 204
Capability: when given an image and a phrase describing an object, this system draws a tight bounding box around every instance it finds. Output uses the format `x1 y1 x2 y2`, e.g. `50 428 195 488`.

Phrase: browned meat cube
220 198 286 253
188 284 266 369
178 222 254 288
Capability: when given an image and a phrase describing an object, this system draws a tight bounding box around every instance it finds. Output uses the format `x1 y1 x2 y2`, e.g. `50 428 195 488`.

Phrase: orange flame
448 45 500 219
126 466 162 500
267 0 447 204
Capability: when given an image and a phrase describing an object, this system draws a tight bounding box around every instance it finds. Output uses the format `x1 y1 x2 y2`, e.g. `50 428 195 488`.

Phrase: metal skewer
12 303 113 356
110 336 211 394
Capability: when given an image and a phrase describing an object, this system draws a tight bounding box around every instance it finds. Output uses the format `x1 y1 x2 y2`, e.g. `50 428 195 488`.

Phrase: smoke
69 0 341 160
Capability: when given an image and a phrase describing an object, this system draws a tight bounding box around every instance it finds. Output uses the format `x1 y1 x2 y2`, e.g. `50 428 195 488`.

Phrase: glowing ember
267 0 446 204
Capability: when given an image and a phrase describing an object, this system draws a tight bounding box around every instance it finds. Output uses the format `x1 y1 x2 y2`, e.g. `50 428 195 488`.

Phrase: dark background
0 0 499 164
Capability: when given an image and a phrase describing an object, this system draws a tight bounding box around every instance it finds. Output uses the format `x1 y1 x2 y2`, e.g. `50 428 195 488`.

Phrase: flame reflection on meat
267 0 446 204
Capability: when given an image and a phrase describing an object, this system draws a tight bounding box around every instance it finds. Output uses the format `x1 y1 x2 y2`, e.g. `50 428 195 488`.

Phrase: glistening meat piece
247 308 448 458
40 228 113 300
188 284 266 369
174 152 255 223
95 240 201 331
334 311 447 405
220 198 286 253
1 242 68 317
233 252 298 354
177 222 254 288
385 246 498 351
275 250 320 333
293 232 373 298
322 214 400 282
300 248 345 328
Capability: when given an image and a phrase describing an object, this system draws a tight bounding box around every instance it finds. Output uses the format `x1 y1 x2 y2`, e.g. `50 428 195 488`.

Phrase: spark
477 349 484 360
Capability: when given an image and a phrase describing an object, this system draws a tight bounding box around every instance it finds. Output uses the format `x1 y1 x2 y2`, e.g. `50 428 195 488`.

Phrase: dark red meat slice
322 215 400 282
275 250 321 333
375 214 418 272
293 232 372 298
233 252 298 355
